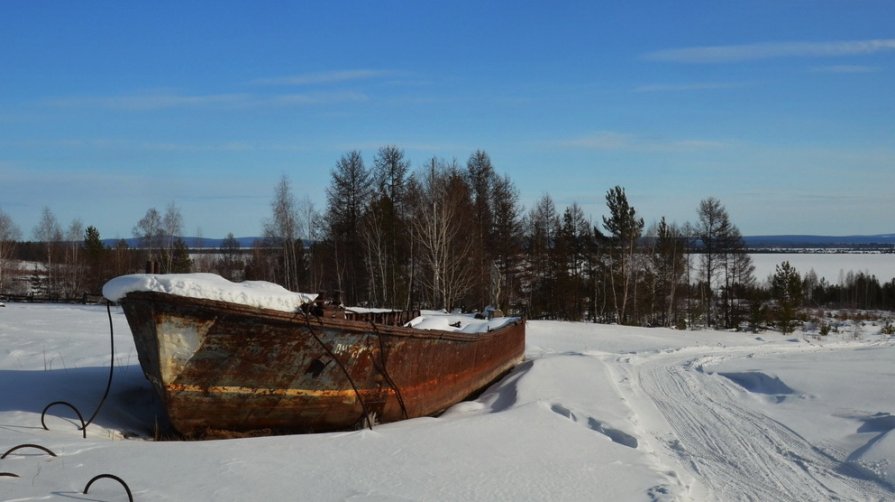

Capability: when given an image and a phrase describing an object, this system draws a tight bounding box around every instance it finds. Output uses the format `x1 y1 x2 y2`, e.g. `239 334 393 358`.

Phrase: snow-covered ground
1 304 893 501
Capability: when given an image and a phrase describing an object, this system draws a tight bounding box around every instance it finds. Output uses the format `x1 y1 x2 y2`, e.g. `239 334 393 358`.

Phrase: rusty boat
115 288 525 436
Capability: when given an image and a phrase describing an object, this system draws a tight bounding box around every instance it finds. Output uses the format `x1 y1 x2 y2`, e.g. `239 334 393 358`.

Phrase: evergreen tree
557 203 589 320
170 238 193 273
490 174 522 313
650 218 687 327
524 195 559 318
771 261 802 335
466 150 496 309
364 145 410 307
216 233 243 281
601 186 644 324
695 197 753 328
83 225 106 294
326 150 372 304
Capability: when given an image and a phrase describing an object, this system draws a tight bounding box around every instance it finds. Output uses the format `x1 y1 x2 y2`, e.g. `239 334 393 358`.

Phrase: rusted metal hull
118 291 525 436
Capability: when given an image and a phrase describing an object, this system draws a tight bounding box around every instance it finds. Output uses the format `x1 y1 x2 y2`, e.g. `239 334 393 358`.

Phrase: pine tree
170 238 193 273
650 218 687 327
490 174 522 313
216 233 243 281
365 145 410 307
326 150 372 304
601 186 644 324
83 225 106 294
524 195 559 318
466 150 496 309
771 261 802 335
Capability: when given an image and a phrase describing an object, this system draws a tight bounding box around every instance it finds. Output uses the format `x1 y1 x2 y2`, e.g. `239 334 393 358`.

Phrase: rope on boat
40 301 116 438
368 321 409 420
83 473 134 502
299 310 374 430
1 444 57 459
85 301 116 427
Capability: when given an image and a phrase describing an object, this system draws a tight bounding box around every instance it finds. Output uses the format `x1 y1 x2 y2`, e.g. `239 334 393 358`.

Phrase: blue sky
1 1 893 239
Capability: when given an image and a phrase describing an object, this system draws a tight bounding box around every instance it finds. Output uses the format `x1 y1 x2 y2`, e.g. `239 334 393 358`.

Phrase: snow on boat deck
103 274 519 333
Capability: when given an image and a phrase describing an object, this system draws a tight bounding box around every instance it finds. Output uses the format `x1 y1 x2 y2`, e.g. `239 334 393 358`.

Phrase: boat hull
118 291 525 435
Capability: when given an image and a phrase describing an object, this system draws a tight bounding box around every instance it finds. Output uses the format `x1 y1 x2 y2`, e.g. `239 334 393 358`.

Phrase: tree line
1 146 892 330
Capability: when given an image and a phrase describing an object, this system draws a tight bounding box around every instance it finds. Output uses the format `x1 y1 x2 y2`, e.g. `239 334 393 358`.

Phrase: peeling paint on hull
118 291 525 436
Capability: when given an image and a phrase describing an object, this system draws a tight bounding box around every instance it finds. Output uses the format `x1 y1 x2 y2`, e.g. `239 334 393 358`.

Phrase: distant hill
104 234 895 250
102 236 262 249
743 234 895 248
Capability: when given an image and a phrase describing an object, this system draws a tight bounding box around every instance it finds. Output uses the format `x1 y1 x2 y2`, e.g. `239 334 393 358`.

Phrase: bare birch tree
63 219 84 298
162 203 184 272
411 158 474 311
364 145 410 307
33 207 63 297
0 209 22 294
134 207 163 269
265 175 302 291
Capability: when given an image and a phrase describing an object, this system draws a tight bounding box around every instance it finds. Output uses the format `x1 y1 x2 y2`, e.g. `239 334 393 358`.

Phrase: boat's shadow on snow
0 365 165 437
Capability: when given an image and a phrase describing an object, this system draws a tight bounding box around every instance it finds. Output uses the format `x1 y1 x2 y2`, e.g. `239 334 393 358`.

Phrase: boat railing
342 309 421 326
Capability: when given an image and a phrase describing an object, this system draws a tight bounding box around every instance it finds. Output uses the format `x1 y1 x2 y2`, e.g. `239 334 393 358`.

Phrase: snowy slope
1 304 893 501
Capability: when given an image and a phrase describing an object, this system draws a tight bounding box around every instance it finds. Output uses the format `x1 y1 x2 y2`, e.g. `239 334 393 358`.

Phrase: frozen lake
750 253 895 284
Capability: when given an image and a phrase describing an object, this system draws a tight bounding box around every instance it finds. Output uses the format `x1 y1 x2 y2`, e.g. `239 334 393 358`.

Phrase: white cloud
251 69 394 86
644 39 895 63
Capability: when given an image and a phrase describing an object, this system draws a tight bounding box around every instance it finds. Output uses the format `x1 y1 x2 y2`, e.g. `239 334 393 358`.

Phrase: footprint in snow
549 403 638 449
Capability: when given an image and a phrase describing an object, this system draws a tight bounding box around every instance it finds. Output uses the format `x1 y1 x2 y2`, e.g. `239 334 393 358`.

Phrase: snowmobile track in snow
629 347 894 502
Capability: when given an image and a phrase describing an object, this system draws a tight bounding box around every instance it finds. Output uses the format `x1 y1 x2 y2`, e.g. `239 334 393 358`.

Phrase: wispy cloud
251 69 394 86
43 91 367 111
1 137 316 153
809 64 881 74
336 140 470 153
633 82 750 93
46 93 249 111
555 131 729 152
643 39 895 63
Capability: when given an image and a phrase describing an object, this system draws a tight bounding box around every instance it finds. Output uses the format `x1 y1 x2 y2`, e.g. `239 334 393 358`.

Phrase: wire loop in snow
40 302 116 438
1 443 57 459
40 401 87 438
83 473 134 502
